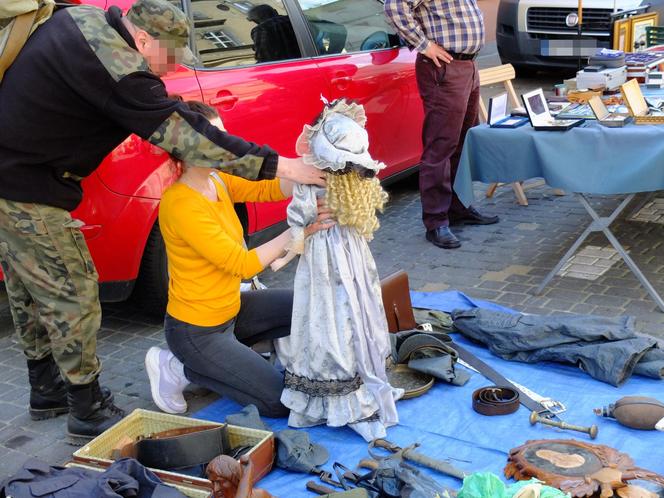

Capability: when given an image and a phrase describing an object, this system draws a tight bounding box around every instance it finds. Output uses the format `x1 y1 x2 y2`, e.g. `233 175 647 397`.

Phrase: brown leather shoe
426 227 461 249
449 206 499 226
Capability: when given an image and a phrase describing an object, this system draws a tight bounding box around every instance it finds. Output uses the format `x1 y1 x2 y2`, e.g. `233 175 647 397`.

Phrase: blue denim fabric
451 308 664 386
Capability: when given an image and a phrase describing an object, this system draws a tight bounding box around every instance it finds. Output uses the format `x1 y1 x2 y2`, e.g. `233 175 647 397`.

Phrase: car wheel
131 221 169 317
132 204 249 317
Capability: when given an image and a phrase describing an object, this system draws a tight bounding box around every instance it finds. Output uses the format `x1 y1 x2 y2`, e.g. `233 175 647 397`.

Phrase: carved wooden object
505 439 664 498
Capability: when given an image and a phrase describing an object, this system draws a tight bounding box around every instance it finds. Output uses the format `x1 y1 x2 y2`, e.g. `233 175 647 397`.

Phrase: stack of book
625 53 664 83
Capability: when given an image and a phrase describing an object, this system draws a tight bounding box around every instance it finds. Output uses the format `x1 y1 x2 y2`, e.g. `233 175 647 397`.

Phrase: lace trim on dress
284 371 364 397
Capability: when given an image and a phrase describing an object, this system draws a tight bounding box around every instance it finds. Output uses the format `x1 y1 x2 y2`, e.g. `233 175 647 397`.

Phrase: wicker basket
65 462 212 498
72 409 274 490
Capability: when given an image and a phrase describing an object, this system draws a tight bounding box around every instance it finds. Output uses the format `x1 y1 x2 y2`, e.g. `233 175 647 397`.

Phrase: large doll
273 99 402 441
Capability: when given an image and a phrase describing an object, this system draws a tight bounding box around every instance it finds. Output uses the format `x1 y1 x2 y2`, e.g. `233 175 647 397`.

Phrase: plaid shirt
384 0 485 55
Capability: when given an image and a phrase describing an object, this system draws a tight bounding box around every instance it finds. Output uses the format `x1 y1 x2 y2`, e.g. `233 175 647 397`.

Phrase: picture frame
487 92 528 128
621 78 648 116
630 12 659 51
613 17 632 51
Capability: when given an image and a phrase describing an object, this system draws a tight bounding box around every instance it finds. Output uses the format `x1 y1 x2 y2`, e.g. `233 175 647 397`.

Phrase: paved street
2 176 664 477
1 45 662 480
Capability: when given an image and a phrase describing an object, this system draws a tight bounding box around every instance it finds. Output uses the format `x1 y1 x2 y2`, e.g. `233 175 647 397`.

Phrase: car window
296 0 401 56
190 0 301 68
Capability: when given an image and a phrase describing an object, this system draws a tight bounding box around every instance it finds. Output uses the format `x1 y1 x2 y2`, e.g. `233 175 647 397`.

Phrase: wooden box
72 409 274 492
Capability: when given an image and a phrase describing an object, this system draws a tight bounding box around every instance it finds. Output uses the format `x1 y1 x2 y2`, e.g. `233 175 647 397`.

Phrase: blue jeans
165 289 293 417
451 308 664 386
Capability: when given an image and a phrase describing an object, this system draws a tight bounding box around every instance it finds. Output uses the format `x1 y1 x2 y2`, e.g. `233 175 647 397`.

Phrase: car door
294 0 422 178
188 0 329 233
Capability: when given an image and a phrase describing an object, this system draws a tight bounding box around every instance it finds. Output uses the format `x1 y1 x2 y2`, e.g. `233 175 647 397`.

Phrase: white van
496 0 652 73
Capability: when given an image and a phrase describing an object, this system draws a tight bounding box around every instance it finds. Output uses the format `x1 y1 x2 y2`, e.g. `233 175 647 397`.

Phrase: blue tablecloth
455 121 664 207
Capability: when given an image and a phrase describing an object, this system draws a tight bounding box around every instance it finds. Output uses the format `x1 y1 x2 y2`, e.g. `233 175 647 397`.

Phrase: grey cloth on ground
274 429 329 473
390 330 470 386
225 404 269 431
451 308 664 386
413 308 454 332
359 452 450 498
224 405 329 473
1 458 186 498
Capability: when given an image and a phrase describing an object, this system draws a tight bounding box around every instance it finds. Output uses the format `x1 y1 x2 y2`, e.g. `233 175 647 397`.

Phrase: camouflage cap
126 0 197 65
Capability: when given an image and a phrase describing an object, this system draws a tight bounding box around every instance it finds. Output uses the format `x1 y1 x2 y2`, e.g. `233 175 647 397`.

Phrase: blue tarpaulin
194 292 663 496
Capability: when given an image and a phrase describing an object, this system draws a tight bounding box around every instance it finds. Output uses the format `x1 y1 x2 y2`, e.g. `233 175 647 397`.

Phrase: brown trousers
415 54 480 231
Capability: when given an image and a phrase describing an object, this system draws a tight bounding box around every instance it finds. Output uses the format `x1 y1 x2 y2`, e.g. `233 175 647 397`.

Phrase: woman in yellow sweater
146 101 332 417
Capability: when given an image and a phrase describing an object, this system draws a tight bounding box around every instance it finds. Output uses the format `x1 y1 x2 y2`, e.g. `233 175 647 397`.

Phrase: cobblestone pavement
2 177 663 478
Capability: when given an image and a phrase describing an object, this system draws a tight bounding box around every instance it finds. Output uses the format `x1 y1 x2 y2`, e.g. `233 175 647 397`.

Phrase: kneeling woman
147 101 332 417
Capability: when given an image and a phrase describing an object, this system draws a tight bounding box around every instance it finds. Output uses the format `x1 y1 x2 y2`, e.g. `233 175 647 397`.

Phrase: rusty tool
529 410 599 439
306 481 338 495
370 439 469 480
358 458 379 471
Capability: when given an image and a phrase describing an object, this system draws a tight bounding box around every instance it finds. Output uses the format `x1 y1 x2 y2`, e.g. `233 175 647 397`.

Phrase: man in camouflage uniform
0 0 324 442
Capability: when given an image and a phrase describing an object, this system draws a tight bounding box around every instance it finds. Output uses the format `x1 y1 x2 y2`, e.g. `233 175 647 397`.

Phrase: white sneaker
145 347 190 414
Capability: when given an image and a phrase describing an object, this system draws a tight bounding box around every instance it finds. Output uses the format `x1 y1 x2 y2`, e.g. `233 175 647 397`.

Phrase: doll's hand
304 197 335 237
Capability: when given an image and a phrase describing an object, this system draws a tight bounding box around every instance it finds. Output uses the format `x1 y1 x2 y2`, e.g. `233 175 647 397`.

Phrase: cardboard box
72 409 274 492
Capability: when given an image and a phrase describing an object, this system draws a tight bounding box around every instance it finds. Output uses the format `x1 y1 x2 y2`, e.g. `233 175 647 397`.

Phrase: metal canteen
594 396 664 431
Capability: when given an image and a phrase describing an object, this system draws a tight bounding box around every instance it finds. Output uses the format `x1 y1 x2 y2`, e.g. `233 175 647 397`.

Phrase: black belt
472 386 520 416
135 425 227 471
448 51 478 61
451 341 554 417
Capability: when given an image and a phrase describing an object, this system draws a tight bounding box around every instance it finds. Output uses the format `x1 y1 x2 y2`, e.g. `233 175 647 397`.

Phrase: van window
190 0 301 68
296 0 401 56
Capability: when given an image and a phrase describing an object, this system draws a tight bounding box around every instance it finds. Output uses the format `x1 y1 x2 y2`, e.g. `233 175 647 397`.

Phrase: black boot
67 378 125 444
27 355 69 420
28 356 114 421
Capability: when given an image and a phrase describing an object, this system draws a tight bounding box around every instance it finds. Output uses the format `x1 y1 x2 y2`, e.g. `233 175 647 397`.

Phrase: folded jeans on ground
451 308 664 386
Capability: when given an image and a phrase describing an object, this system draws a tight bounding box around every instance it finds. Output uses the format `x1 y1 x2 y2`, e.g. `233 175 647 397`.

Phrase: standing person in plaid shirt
385 0 499 249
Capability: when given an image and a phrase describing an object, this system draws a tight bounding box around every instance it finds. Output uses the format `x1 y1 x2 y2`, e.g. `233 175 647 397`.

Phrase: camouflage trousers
0 198 101 385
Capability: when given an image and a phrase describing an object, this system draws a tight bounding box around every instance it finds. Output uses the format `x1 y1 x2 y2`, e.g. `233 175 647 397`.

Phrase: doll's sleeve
286 184 320 254
270 184 321 272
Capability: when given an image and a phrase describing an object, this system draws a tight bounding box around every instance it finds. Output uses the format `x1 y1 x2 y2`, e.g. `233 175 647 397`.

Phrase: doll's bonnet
296 98 385 173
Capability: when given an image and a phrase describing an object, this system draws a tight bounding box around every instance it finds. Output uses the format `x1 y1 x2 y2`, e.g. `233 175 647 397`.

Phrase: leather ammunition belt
113 425 228 471
472 386 520 416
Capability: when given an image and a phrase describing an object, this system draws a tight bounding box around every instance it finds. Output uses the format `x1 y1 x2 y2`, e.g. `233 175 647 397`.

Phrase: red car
2 0 422 315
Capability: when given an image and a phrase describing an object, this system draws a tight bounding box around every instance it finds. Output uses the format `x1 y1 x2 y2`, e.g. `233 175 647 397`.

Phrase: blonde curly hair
326 170 388 240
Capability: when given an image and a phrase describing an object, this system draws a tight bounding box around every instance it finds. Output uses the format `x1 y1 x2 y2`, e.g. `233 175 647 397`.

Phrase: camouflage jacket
0 5 278 211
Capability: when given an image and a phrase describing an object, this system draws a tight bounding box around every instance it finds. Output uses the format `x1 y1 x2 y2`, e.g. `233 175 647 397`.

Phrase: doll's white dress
275 183 402 441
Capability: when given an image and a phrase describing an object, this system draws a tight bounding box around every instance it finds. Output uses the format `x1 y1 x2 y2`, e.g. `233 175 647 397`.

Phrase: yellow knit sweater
159 173 285 326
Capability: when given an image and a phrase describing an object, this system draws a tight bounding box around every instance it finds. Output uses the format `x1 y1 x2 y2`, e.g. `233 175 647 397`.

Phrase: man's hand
421 41 452 68
304 197 335 237
277 157 326 187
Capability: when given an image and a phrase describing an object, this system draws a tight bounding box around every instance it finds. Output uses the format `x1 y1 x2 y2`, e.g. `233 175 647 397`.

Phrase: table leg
579 194 664 312
536 193 664 312
535 194 664 312
534 223 594 295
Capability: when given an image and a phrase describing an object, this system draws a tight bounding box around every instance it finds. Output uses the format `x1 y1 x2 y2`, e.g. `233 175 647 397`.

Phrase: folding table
455 121 664 312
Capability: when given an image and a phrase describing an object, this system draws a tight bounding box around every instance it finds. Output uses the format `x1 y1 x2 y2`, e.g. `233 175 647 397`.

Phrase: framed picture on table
613 17 632 51
630 12 659 51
